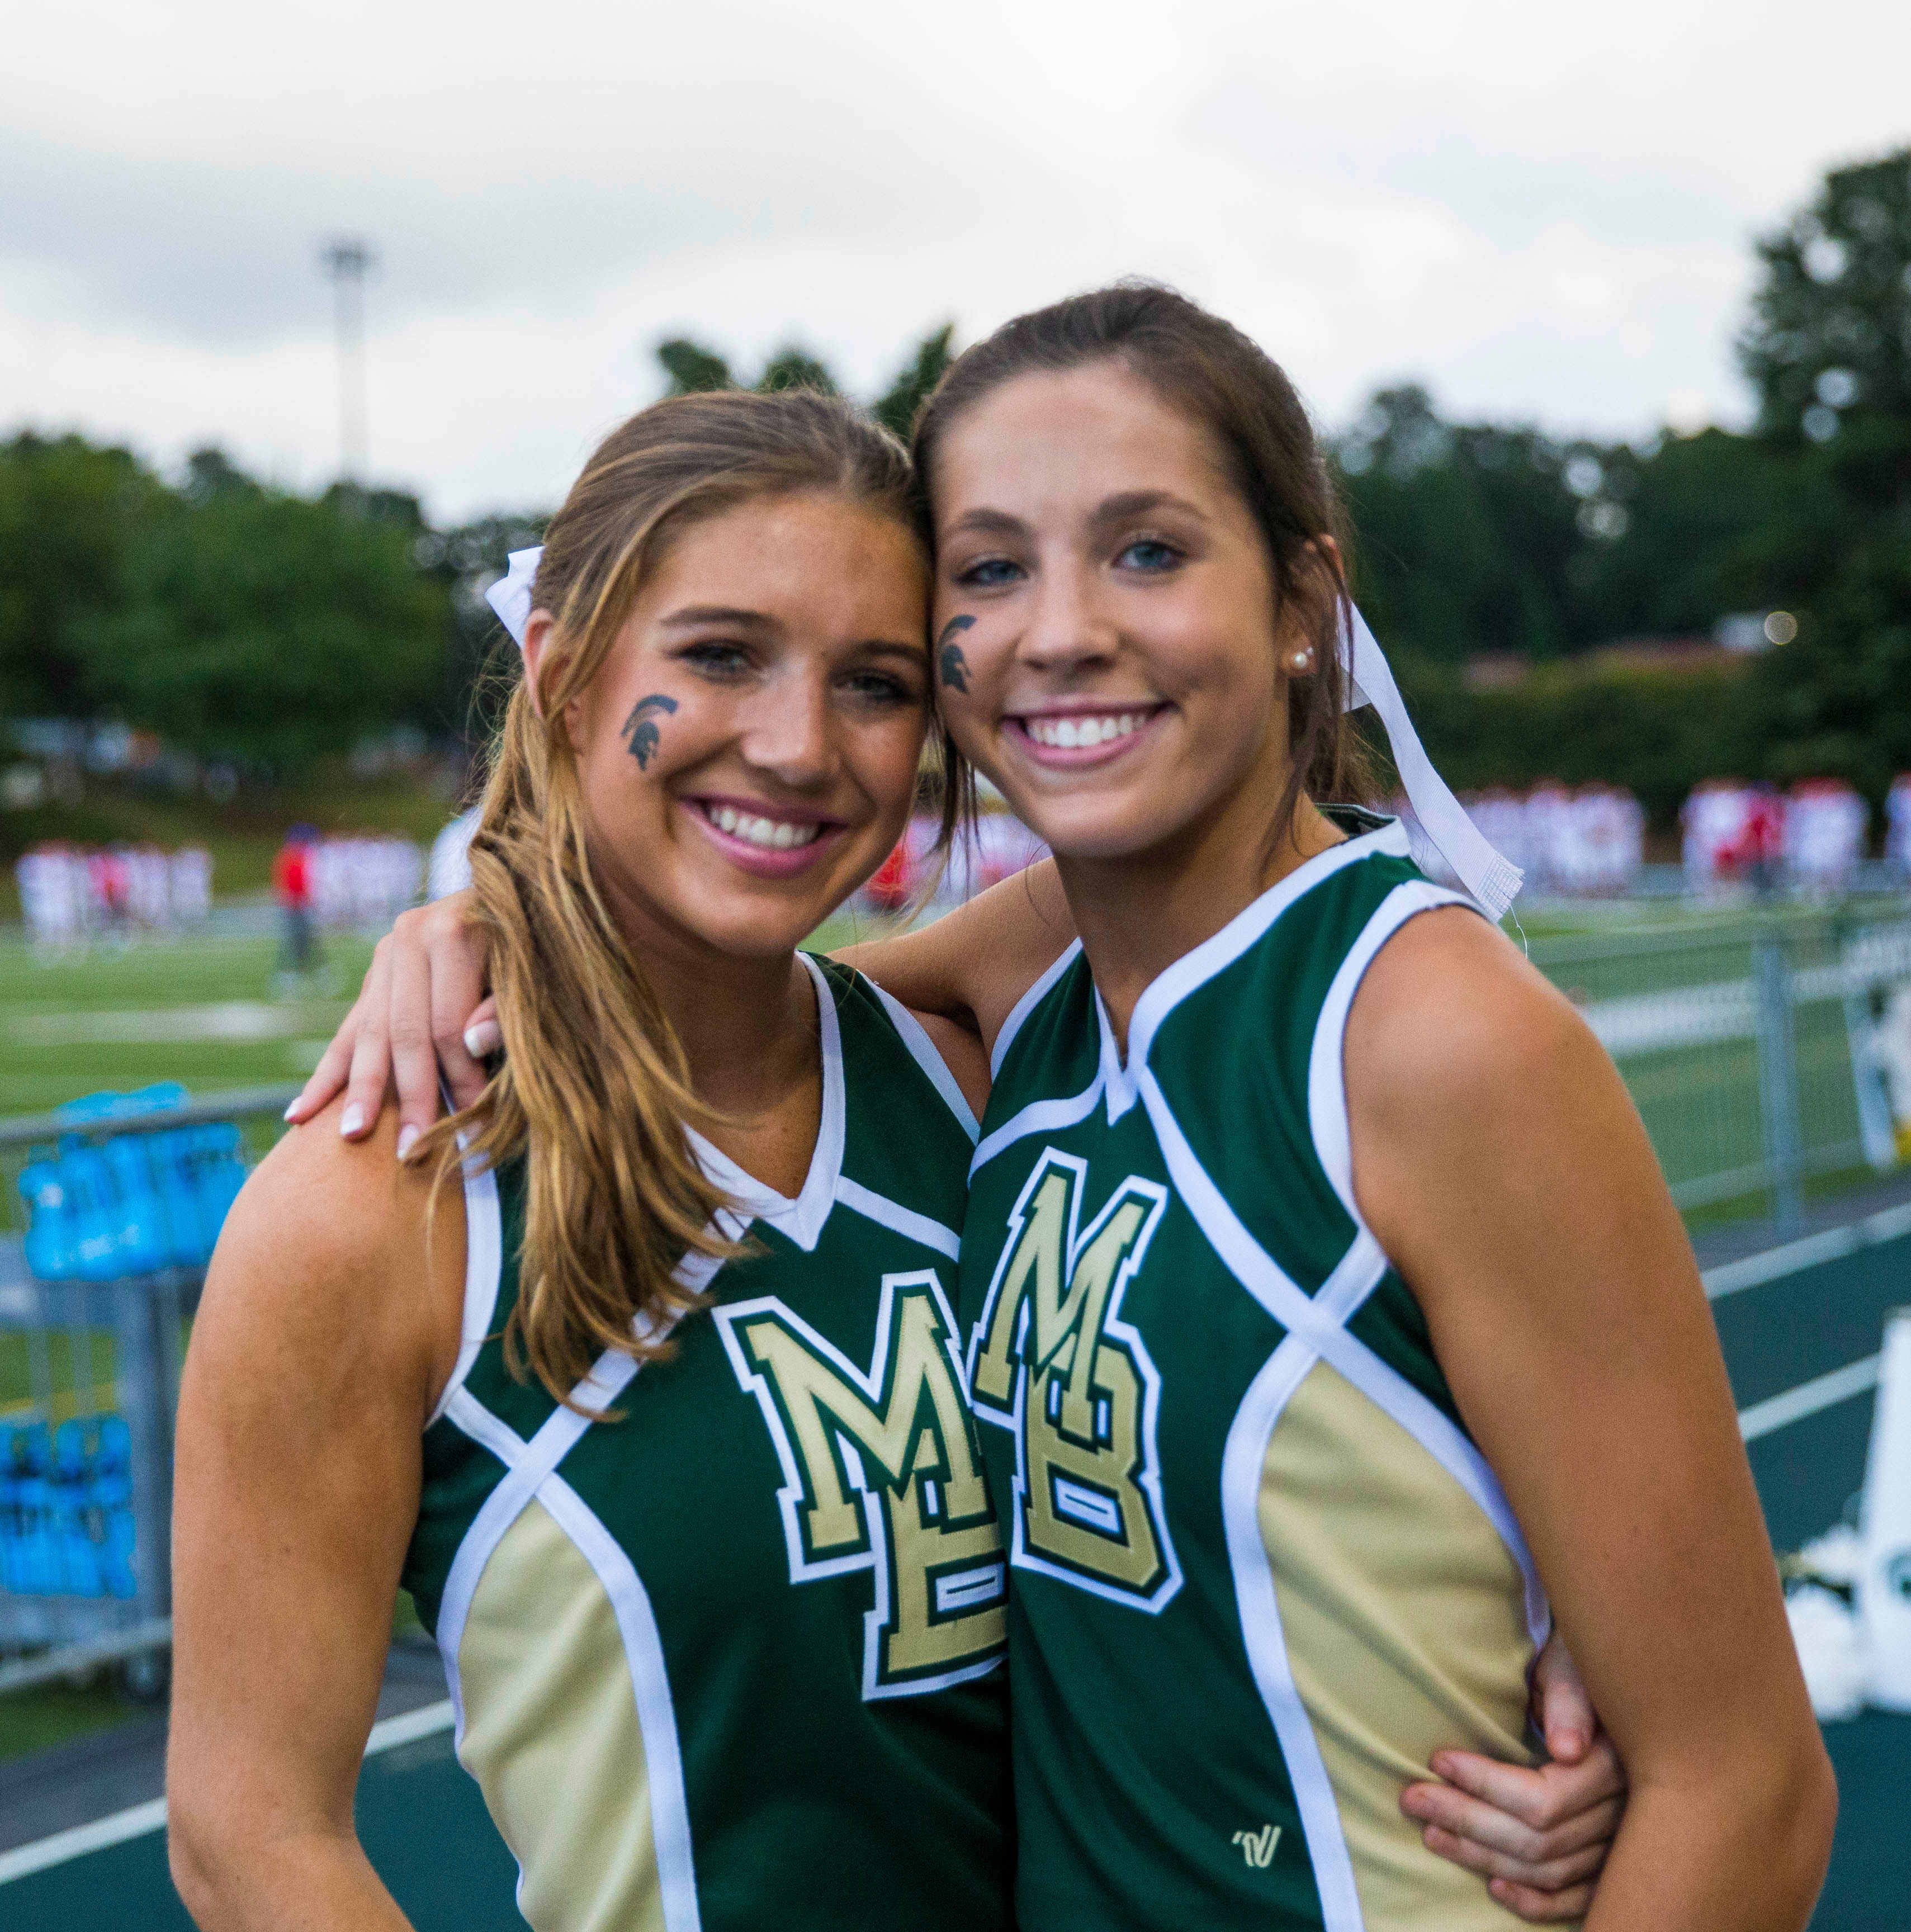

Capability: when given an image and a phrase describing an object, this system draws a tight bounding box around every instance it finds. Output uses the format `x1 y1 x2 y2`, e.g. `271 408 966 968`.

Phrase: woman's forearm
1583 1741 1836 1932
834 858 1073 1044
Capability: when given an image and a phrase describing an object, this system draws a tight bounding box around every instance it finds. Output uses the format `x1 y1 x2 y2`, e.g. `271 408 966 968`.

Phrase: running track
3 1204 1907 1929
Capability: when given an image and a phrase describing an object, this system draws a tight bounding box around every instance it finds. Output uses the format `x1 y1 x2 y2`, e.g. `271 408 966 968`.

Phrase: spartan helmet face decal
967 1148 1181 1612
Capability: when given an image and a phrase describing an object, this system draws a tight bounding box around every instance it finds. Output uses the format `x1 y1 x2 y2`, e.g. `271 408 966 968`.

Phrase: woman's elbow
1735 1723 1838 1924
1783 1730 1839 1905
167 1796 236 1929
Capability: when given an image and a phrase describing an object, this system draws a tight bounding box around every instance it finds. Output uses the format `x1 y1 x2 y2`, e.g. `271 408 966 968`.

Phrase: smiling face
928 359 1316 866
535 490 930 962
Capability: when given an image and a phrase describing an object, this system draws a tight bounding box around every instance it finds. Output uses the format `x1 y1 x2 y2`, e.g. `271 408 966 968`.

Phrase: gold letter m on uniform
968 1149 1181 1612
717 1272 1006 1699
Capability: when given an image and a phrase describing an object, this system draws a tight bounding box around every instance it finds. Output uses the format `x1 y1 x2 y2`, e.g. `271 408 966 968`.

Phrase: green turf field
0 932 376 1121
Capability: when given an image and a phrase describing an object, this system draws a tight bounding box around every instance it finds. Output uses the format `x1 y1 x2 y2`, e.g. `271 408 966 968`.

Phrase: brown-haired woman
276 324 1630 1924
890 286 1830 1930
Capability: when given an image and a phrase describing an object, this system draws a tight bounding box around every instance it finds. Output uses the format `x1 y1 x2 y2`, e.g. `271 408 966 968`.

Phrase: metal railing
0 1086 297 1690
1530 910 1910 1232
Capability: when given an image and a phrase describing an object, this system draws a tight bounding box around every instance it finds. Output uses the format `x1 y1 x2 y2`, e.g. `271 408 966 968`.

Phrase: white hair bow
484 546 543 648
1338 602 1522 917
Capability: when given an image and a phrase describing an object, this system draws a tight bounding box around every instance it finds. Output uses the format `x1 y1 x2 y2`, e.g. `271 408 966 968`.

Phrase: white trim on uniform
686 953 844 1253
437 1360 637 1735
434 1343 703 1932
1098 823 1409 1122
1221 1334 1369 1932
970 1072 1106 1180
1305 880 1474 1224
863 977 981 1144
990 939 1083 1077
428 1151 504 1427
1137 1065 1550 1646
1296 879 1550 1642
537 1472 704 1932
835 1175 962 1261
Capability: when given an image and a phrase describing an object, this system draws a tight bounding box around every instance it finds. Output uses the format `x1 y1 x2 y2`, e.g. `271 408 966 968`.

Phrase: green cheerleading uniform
402 955 1011 1932
961 815 1554 1932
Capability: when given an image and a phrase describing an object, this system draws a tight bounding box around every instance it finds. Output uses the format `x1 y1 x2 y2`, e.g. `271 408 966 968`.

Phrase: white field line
1709 1203 1909 1440
1739 1356 1882 1443
0 1699 454 1886
5 1002 337 1046
1703 1199 1911 1301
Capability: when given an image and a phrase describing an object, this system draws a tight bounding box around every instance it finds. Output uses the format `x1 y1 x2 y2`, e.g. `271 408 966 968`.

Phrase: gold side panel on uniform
1259 1362 1567 1931
718 1273 1006 1692
969 1150 1177 1608
457 1499 665 1932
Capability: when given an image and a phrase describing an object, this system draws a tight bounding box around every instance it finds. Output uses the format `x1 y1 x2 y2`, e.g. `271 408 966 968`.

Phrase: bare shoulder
1345 906 1603 1121
193 1100 464 1424
909 1007 992 1121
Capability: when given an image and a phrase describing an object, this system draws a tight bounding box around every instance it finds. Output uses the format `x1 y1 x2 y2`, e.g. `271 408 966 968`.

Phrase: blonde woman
169 391 1010 1930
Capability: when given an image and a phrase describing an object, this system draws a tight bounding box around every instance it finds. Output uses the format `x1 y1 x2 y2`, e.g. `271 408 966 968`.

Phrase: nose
738 668 837 791
1016 555 1117 680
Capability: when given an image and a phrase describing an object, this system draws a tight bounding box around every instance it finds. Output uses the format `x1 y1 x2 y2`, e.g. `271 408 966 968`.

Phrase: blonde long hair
421 389 966 1402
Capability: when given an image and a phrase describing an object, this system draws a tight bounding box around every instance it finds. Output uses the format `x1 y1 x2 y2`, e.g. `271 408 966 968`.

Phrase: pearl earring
1288 646 1315 675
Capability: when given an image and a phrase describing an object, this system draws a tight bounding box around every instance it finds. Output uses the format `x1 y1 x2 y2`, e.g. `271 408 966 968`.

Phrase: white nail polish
465 1022 500 1058
340 1104 365 1138
283 1101 299 1121
396 1125 419 1162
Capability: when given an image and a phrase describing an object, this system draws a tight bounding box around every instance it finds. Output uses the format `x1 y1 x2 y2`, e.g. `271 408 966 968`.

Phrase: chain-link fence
1530 911 1911 1229
0 1086 296 1692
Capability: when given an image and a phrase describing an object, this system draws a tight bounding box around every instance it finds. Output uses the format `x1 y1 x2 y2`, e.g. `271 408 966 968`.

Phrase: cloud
1 0 1907 517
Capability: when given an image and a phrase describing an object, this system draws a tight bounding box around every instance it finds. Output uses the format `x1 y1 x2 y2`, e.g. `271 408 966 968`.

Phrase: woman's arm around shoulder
835 859 1075 1055
1345 908 1834 1932
167 1104 466 1930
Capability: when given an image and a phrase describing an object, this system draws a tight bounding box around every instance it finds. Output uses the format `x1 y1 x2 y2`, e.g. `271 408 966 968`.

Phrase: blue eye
956 557 1023 589
1117 539 1180 573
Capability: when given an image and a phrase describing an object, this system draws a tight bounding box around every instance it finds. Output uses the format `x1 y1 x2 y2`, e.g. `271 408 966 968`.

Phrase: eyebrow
1087 489 1212 533
944 490 1212 542
659 606 923 663
943 506 1028 541
656 604 779 631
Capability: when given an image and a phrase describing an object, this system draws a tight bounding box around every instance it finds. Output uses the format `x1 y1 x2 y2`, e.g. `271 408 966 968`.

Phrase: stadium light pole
320 236 375 492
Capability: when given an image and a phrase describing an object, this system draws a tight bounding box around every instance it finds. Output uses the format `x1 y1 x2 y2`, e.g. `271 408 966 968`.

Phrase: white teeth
705 804 822 850
1025 711 1150 749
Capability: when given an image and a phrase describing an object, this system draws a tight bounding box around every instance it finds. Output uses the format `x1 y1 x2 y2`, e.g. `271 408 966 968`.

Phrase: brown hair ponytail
420 389 956 1403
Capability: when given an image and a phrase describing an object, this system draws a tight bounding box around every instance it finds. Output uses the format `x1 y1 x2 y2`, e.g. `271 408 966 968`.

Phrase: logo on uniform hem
967 1147 1181 1612
1233 1824 1283 1868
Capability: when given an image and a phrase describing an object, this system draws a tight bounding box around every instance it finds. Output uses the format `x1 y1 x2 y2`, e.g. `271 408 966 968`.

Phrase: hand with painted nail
1401 1628 1626 1921
284 887 493 1155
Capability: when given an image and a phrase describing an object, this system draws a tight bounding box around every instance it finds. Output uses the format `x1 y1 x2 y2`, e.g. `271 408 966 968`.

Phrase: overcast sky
4 0 1907 522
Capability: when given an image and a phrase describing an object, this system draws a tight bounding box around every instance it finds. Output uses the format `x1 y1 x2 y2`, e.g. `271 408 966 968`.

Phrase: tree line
3 150 1906 823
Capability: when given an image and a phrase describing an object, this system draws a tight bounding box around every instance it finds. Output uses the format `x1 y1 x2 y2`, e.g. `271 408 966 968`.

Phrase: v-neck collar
1092 818 1409 1122
685 951 844 1253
